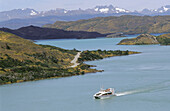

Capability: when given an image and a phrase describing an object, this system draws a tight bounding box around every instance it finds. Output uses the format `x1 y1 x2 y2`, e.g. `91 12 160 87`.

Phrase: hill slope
0 31 81 84
44 15 170 34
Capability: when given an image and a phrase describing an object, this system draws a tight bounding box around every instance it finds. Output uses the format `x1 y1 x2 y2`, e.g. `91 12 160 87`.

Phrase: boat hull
94 94 114 99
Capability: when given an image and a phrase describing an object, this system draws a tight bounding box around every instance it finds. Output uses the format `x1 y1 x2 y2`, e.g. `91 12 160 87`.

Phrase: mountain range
0 5 169 29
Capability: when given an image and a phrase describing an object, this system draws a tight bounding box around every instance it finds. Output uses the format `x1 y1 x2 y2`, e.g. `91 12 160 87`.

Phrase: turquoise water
1 35 170 111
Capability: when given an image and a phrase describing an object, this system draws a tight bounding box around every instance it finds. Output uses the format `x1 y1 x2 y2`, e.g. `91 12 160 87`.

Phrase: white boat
93 88 116 99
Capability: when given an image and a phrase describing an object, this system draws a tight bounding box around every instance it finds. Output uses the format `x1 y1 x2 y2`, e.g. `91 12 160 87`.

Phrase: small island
106 33 126 38
118 34 159 45
118 33 170 45
0 31 140 85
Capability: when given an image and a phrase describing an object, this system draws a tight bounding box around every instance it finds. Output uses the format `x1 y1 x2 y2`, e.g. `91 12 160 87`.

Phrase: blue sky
0 0 169 12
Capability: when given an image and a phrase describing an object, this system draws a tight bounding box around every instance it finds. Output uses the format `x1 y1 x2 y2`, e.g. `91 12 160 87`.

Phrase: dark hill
0 25 106 40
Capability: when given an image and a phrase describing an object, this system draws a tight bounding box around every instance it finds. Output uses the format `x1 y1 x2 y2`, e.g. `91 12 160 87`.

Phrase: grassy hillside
0 31 77 69
44 15 170 34
157 33 170 45
0 31 85 84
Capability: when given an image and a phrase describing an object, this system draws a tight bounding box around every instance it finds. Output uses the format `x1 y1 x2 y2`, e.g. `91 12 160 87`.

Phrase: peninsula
0 31 139 85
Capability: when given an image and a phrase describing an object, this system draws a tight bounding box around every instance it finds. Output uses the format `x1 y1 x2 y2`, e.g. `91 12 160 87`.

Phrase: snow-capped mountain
0 5 132 22
39 8 67 16
63 5 130 14
93 5 130 13
156 5 170 13
140 5 170 15
1 5 170 22
0 8 39 21
38 5 130 16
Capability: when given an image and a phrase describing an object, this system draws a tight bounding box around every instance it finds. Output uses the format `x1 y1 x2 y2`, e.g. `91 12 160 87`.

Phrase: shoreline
0 51 140 86
0 68 103 86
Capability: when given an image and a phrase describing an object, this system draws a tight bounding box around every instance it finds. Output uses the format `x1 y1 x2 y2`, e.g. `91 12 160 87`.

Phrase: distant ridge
0 25 106 40
44 15 170 34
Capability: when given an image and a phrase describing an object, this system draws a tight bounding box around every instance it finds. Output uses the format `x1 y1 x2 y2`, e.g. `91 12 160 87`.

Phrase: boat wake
115 80 170 97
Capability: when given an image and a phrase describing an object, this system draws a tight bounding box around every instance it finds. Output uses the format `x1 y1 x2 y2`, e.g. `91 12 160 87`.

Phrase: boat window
96 93 101 95
102 94 107 96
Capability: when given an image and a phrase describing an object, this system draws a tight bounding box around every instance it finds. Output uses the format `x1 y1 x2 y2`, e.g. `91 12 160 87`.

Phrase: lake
0 35 170 111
